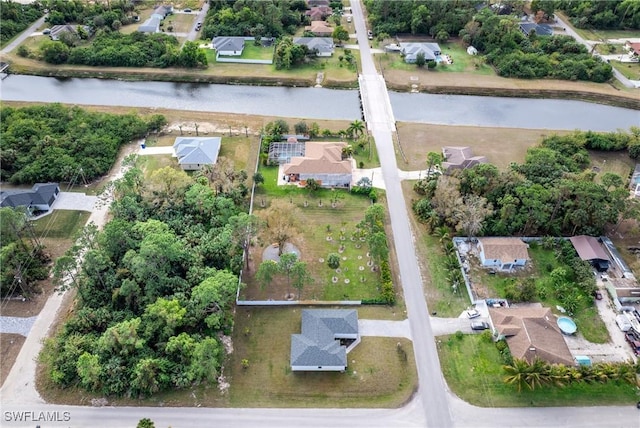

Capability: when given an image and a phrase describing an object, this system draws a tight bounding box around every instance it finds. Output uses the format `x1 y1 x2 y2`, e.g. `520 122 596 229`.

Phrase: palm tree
545 363 570 387
503 359 530 392
523 358 548 390
348 120 365 138
341 144 354 159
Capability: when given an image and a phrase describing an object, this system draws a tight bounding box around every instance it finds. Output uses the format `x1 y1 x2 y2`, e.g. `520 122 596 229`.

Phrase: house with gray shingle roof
138 5 173 33
400 42 441 63
519 22 553 37
293 37 335 57
212 37 246 56
173 137 221 171
0 183 60 216
291 309 359 371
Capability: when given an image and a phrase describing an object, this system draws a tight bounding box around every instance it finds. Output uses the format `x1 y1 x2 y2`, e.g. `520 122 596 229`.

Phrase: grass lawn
378 41 494 77
245 171 389 301
229 306 418 407
610 61 640 80
437 333 638 407
588 150 635 185
31 210 91 240
395 123 566 172
215 44 275 62
163 14 195 33
401 181 470 317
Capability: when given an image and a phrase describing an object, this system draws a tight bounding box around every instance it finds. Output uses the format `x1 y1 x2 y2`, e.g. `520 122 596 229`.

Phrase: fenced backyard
241 165 390 302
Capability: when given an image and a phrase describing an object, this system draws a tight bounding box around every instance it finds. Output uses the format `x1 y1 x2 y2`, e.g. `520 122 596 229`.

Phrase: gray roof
519 22 553 36
138 16 161 33
290 309 358 368
1 183 59 209
212 37 245 52
400 42 441 62
569 235 610 262
173 137 221 166
293 37 334 54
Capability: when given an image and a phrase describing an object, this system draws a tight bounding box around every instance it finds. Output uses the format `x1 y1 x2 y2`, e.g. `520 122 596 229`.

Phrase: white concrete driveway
52 191 97 211
138 146 174 155
358 318 412 339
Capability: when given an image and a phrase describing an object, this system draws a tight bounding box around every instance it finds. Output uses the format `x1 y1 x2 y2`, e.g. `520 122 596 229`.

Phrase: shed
569 235 610 272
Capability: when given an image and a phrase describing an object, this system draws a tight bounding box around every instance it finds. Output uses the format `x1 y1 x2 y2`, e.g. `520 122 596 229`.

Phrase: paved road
351 0 452 426
554 15 637 88
0 14 46 55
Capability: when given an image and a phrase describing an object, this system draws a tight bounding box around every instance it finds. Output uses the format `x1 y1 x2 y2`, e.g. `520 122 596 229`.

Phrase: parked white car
466 308 481 319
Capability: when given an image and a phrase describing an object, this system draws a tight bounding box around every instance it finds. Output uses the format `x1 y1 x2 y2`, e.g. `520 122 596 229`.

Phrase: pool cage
267 142 305 165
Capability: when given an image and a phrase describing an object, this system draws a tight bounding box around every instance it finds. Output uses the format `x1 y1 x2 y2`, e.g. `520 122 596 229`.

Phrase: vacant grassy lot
438 333 637 407
395 123 568 171
229 306 418 407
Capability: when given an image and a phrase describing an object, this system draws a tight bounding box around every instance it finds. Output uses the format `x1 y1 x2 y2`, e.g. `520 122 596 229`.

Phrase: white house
400 42 441 63
172 137 221 171
290 309 359 372
293 37 334 57
212 37 245 56
283 141 352 188
478 237 529 271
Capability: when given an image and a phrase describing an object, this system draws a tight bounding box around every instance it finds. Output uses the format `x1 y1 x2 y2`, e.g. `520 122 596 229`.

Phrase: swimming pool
557 316 577 335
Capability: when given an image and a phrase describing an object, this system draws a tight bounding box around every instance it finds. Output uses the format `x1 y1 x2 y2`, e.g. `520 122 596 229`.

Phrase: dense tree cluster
41 32 207 68
273 36 309 69
364 0 478 37
0 104 165 184
559 0 640 29
412 130 638 237
0 208 49 297
45 0 136 29
460 10 612 82
0 1 44 44
202 0 306 39
45 161 254 397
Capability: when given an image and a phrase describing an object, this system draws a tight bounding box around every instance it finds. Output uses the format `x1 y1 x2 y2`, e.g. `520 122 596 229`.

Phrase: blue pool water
557 317 577 334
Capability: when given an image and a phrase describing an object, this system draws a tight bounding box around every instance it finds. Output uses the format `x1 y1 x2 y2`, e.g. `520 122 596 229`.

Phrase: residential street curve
1 2 640 427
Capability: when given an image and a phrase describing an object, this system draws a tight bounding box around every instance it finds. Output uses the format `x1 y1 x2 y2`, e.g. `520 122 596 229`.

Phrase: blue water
557 317 577 334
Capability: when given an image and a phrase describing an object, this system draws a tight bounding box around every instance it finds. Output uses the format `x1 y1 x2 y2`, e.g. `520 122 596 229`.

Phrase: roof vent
529 347 536 351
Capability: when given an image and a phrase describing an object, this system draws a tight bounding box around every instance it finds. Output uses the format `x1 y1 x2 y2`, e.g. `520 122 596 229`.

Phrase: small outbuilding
569 235 610 272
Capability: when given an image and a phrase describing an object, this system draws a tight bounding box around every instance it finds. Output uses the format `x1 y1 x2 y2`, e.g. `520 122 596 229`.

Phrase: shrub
327 253 340 269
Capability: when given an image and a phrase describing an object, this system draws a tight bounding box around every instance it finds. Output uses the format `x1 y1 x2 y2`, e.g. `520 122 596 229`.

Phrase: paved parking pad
53 192 98 211
358 319 412 339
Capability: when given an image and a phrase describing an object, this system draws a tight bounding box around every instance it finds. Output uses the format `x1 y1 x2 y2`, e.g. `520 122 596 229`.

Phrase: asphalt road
352 0 453 426
1 14 46 54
